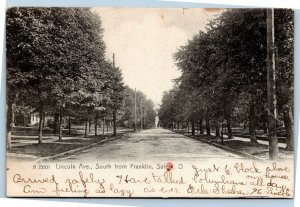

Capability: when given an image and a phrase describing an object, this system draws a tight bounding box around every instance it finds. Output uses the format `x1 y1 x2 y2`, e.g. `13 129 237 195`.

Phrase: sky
92 8 221 105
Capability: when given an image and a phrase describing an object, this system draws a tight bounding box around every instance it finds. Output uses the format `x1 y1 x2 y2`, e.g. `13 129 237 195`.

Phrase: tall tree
6 8 107 145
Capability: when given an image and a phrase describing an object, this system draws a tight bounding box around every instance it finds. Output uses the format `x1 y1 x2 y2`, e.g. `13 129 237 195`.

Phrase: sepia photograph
6 7 294 198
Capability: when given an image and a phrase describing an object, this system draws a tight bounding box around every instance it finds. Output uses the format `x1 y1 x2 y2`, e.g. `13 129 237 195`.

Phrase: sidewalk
174 130 294 160
7 128 133 161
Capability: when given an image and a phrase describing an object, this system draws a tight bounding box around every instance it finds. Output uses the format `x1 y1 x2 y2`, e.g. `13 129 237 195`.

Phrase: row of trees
119 86 156 130
6 8 155 149
159 9 294 151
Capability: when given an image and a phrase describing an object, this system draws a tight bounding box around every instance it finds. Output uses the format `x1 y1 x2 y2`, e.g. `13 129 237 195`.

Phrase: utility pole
267 8 278 160
144 107 146 128
140 99 143 130
134 88 137 131
112 53 117 136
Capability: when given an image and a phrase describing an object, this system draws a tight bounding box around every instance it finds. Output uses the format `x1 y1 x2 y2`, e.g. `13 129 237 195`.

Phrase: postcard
6 7 294 198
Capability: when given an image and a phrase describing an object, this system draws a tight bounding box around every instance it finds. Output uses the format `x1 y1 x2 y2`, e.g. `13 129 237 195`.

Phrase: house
14 110 52 127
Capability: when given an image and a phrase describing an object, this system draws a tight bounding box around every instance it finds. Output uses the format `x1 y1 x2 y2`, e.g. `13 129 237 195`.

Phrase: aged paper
6 7 294 198
7 159 294 197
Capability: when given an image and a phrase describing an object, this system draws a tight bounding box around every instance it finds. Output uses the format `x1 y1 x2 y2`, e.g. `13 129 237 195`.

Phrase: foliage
159 9 294 146
6 7 156 146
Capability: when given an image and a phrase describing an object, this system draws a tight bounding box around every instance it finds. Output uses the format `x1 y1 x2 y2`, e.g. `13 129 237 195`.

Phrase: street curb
36 132 134 162
172 131 265 161
197 137 265 161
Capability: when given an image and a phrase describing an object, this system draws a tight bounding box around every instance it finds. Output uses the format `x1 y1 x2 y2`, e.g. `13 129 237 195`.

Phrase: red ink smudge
166 161 173 171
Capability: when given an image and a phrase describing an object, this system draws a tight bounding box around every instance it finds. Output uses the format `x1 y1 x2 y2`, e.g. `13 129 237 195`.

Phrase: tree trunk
85 119 88 138
205 117 210 136
187 122 189 133
249 98 258 144
215 121 220 138
191 121 195 136
6 98 15 150
177 121 179 132
58 113 63 141
68 116 71 135
221 123 224 145
199 118 204 134
284 105 294 151
263 122 268 133
95 114 98 136
113 110 117 136
23 115 26 126
53 113 59 135
107 120 109 132
42 114 45 128
102 117 105 134
38 108 44 144
226 116 232 139
88 119 91 132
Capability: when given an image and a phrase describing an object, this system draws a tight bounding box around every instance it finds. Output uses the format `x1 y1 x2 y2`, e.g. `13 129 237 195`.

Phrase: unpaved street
58 128 242 162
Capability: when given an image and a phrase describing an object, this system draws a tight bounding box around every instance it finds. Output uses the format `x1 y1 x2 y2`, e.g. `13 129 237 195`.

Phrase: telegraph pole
112 53 117 136
267 8 278 160
140 99 143 130
134 88 136 131
144 107 146 128
134 88 137 131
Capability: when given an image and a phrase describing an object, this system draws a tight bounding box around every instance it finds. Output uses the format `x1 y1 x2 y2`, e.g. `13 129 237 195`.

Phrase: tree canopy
159 9 294 150
6 7 156 148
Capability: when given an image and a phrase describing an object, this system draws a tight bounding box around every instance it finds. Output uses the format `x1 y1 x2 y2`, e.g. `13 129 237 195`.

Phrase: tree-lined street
6 8 294 161
6 8 156 152
159 9 294 160
58 128 242 162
